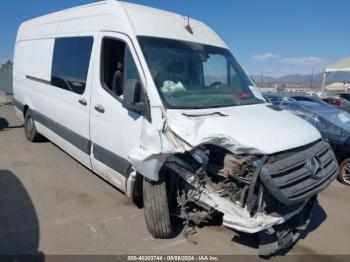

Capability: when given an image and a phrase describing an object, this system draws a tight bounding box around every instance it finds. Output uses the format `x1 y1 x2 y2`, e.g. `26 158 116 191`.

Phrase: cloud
280 56 325 66
252 52 279 61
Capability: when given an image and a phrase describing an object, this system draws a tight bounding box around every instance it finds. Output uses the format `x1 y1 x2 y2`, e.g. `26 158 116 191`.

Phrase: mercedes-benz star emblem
306 156 324 179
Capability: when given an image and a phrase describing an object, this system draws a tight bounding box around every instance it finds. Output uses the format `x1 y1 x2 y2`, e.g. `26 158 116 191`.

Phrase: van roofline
16 1 228 49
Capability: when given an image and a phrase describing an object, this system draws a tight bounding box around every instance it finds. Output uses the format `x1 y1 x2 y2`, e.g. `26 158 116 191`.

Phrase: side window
51 37 93 95
101 38 141 99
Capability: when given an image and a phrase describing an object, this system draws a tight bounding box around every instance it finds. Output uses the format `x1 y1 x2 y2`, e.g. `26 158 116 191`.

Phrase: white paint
167 104 321 155
14 39 54 81
129 104 321 180
89 32 143 191
13 0 322 236
16 1 227 49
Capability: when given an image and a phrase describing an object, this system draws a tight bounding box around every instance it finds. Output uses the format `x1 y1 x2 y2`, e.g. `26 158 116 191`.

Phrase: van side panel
13 39 54 120
14 39 54 81
13 34 94 169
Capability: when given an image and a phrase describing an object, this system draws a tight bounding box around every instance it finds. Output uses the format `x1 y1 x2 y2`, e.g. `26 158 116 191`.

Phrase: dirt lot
0 104 350 257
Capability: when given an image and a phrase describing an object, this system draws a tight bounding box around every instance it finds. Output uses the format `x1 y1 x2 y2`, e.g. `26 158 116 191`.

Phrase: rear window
51 37 94 95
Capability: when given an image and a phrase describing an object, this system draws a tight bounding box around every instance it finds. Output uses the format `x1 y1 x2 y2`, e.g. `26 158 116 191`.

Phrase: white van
13 1 338 256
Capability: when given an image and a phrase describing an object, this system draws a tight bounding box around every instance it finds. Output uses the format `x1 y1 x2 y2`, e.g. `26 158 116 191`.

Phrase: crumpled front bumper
176 164 310 234
258 196 317 257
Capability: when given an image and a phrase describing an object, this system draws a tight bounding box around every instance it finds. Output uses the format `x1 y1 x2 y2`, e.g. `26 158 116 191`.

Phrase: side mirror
123 79 145 114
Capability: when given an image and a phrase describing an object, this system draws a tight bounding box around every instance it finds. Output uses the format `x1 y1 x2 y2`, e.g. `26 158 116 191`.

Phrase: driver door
89 32 145 191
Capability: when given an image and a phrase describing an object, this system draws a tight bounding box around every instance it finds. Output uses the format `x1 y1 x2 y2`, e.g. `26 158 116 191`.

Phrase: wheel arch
23 104 29 118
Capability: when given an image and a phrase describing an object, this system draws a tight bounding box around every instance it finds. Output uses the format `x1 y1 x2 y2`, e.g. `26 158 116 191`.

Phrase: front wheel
338 158 350 186
143 173 178 239
24 110 44 142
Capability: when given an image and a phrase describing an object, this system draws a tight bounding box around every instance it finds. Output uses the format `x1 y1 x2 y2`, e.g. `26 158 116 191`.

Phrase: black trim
260 141 338 206
266 104 283 111
14 99 24 112
14 102 129 175
26 75 51 85
32 110 91 155
93 144 131 177
247 155 269 213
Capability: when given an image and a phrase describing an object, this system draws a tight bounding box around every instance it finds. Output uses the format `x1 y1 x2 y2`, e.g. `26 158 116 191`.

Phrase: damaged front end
129 107 338 256
159 140 338 256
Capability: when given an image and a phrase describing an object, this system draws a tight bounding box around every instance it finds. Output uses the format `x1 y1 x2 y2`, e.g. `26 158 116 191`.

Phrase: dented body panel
129 104 321 181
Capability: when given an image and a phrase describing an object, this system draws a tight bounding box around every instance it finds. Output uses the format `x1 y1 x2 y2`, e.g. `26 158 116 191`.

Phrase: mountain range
252 71 350 85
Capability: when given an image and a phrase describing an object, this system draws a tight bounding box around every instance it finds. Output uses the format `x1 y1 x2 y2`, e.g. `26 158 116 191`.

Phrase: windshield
138 36 264 109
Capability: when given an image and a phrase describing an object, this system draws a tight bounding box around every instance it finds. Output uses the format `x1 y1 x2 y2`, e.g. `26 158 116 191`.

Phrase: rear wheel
338 158 350 186
24 110 44 142
143 172 179 239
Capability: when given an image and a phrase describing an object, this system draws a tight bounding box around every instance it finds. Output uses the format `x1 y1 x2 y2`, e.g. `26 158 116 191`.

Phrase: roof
325 56 350 73
326 82 346 90
17 0 227 48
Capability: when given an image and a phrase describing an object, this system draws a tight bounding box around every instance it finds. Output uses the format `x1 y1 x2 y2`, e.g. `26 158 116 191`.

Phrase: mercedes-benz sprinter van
13 1 338 256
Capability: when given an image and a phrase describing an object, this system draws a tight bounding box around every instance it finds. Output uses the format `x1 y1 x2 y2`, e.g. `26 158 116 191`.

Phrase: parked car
338 93 350 102
322 97 350 113
290 95 329 106
262 93 295 105
280 100 350 186
262 92 282 105
13 1 338 256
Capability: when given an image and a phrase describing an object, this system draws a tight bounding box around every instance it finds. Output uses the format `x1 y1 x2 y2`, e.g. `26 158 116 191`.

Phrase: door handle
79 98 87 106
95 105 105 113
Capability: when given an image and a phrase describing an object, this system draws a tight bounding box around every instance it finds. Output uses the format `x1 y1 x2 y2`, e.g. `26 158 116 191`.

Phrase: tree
0 59 13 71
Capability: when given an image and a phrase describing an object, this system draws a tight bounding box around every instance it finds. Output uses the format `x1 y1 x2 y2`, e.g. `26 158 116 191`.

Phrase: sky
0 0 349 77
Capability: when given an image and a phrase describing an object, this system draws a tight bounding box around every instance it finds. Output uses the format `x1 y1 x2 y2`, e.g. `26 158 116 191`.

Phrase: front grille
260 140 338 205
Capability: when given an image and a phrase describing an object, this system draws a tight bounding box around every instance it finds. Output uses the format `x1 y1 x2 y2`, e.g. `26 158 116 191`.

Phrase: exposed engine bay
195 145 259 207
161 140 338 256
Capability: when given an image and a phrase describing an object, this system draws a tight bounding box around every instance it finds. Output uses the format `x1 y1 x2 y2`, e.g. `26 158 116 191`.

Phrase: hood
166 103 321 155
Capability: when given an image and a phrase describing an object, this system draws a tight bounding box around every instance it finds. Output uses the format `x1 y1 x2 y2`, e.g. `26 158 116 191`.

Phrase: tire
24 110 44 142
338 158 350 186
143 174 176 239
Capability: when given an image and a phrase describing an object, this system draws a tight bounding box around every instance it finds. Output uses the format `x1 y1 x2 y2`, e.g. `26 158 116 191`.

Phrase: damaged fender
128 105 320 181
128 110 261 181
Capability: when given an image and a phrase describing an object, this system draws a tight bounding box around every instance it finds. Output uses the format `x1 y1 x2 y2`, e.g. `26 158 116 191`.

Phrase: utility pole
260 72 264 88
